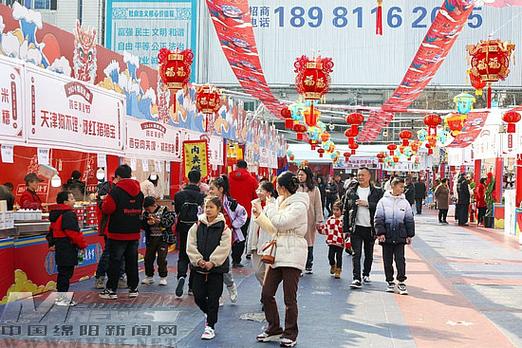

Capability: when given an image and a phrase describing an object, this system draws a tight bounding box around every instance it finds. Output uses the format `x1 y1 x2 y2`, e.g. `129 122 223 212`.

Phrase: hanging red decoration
446 113 467 137
468 70 486 96
424 114 442 136
425 143 433 155
467 40 516 108
303 106 321 127
387 143 397 156
502 111 521 134
196 85 221 114
294 55 334 100
410 142 419 153
320 131 330 143
399 130 413 146
344 128 358 146
309 140 318 151
293 124 307 141
376 152 386 163
376 0 383 35
281 107 293 129
158 48 194 90
317 148 325 158
349 143 359 155
393 156 399 163
343 152 351 161
346 113 365 133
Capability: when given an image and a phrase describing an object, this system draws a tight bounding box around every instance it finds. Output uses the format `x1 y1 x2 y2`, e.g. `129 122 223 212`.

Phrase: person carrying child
319 200 345 279
47 191 88 306
187 196 232 340
141 196 176 286
374 177 415 295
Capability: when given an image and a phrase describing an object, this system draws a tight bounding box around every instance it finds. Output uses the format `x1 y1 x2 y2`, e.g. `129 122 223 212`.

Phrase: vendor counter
0 227 148 303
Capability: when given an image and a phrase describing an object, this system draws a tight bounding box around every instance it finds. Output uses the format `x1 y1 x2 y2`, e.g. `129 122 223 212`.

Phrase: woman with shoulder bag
252 172 309 348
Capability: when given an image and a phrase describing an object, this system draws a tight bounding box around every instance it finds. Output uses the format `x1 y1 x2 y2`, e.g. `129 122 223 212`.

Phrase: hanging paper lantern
376 152 386 163
393 156 399 163
399 130 413 146
293 124 307 141
320 131 330 143
424 113 442 136
467 39 516 108
467 40 516 84
343 152 351 161
349 143 359 155
344 128 358 146
346 113 365 133
387 143 397 156
317 148 325 158
196 85 221 114
410 142 419 153
309 140 318 151
446 113 467 137
303 106 321 127
294 55 334 100
281 106 293 129
468 70 486 96
502 110 521 133
158 48 194 90
453 93 475 115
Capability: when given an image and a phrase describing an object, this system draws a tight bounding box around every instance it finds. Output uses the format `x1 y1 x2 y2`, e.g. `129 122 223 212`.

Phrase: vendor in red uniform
20 173 44 210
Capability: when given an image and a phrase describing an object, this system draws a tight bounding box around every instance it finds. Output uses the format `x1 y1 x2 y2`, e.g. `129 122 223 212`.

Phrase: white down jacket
254 192 309 270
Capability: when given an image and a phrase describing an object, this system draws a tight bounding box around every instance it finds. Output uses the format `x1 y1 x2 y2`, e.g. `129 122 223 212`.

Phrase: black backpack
178 201 200 224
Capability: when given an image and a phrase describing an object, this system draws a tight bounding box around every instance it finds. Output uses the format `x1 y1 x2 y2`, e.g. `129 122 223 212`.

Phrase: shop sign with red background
0 56 23 144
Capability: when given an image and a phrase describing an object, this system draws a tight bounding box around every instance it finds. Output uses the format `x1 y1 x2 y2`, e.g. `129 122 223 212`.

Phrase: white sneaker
159 277 168 286
363 276 371 283
227 284 238 304
219 296 225 307
397 283 408 295
141 277 154 285
386 282 396 293
201 326 215 340
55 297 77 307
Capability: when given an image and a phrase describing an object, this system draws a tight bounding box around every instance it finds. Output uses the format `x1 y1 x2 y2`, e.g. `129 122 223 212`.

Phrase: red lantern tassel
487 84 492 109
376 0 383 36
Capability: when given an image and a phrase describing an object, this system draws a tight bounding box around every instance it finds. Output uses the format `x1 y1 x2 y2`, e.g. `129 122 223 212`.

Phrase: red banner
359 0 475 142
447 112 490 148
205 0 284 116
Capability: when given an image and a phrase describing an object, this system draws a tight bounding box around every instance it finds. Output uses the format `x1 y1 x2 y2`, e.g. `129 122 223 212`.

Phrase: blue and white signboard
105 0 197 76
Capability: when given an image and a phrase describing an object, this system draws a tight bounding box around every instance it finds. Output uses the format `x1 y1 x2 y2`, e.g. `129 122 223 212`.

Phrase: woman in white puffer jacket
252 171 309 348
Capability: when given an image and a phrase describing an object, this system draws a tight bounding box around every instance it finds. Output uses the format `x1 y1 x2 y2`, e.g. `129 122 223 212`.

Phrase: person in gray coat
374 177 415 295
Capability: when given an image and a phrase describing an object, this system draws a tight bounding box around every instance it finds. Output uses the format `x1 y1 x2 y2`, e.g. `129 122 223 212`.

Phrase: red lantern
309 140 318 151
196 85 221 114
387 144 397 156
317 148 325 158
399 130 413 146
343 152 351 161
424 114 442 136
293 124 307 141
346 113 365 133
468 70 486 96
425 143 433 155
158 48 194 90
349 143 359 155
393 156 399 163
294 55 334 100
467 40 516 108
281 107 293 129
502 111 521 133
410 142 419 153
376 152 386 163
320 131 330 143
303 106 320 127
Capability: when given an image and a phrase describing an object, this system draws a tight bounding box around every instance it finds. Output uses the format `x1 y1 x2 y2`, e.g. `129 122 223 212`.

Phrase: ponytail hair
211 175 230 196
277 171 299 195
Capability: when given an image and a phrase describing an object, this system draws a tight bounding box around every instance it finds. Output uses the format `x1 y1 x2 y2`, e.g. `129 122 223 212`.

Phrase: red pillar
440 162 446 179
474 159 482 185
494 157 503 203
516 154 522 207
170 162 182 198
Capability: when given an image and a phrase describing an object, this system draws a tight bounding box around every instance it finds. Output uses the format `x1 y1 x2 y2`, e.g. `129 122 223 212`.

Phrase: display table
0 230 148 303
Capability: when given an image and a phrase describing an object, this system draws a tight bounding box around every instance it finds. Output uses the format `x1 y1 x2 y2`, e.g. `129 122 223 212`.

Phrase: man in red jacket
228 160 258 267
99 164 144 300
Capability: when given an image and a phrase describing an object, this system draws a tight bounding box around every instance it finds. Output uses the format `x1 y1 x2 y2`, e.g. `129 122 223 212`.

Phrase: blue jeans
96 236 125 278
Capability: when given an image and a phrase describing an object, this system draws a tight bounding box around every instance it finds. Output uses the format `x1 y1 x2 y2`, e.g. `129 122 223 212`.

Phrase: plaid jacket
319 216 344 248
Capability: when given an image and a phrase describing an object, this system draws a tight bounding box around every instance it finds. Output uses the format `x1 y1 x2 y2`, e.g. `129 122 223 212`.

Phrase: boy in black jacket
47 191 87 306
141 196 176 286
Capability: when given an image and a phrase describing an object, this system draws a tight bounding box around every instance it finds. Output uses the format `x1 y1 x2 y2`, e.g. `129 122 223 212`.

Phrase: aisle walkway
1 213 521 348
